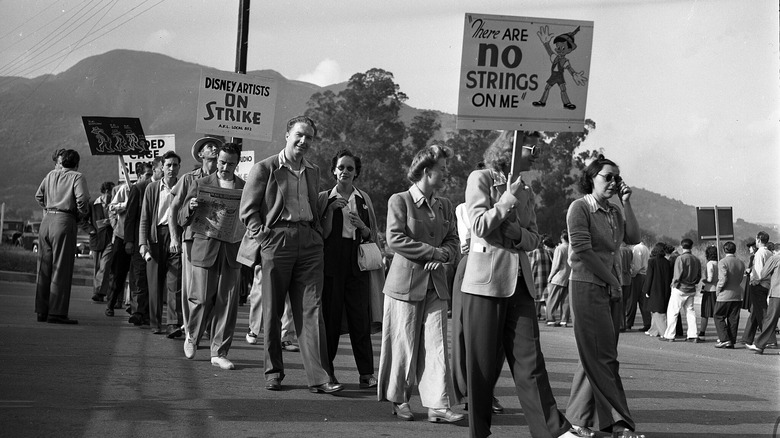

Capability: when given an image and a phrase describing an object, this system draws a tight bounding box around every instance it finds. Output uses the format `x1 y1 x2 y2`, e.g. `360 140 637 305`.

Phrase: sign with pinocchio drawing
457 13 593 132
196 70 278 141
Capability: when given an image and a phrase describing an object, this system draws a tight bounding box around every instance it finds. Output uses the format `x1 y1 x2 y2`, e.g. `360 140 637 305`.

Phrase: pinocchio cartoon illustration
532 25 588 110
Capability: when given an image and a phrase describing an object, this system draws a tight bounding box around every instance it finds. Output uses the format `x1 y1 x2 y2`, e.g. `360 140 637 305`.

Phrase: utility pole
232 0 250 147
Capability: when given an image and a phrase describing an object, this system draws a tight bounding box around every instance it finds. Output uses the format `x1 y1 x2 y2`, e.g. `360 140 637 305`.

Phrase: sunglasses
522 145 540 157
336 165 355 172
597 173 622 184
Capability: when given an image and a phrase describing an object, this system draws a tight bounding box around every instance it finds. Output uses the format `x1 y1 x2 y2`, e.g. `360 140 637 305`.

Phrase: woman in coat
377 144 463 424
642 242 673 337
318 149 379 388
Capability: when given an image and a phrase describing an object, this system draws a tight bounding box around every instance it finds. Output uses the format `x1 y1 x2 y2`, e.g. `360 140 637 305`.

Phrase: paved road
0 279 778 438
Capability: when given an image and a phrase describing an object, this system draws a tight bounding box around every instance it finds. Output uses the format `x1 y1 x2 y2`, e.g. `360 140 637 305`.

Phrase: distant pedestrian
742 231 774 347
698 246 719 339
714 241 745 349
643 243 672 338
546 229 571 326
89 181 115 302
748 245 780 354
626 241 650 331
34 149 91 324
661 238 701 342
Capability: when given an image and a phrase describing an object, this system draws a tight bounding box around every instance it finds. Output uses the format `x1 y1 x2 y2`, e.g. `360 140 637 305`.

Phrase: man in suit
168 136 222 337
460 131 575 438
750 244 780 354
125 160 159 326
714 241 746 348
742 231 774 347
35 149 91 324
180 143 245 370
139 151 182 337
237 115 341 394
89 181 115 302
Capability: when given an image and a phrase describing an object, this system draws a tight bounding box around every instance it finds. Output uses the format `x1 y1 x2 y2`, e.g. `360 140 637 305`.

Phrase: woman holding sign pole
460 131 577 438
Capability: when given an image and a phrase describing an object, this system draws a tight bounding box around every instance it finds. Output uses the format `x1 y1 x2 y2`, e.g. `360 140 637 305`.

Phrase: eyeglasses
597 173 622 184
522 145 540 157
336 165 355 172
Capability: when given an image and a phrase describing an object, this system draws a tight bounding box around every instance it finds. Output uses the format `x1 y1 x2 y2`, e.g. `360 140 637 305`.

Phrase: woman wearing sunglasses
317 149 380 389
565 155 644 438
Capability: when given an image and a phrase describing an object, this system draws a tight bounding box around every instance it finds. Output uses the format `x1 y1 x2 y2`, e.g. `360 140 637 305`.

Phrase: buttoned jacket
461 169 539 298
382 187 459 302
237 153 322 267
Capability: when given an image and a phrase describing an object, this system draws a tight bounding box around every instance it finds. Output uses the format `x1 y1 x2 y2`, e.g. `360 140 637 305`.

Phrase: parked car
18 221 40 252
2 220 24 245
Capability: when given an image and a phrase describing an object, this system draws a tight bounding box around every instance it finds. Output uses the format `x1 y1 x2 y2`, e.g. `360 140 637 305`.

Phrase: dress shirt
35 168 90 217
156 179 175 226
277 150 313 223
631 242 649 276
327 186 363 239
751 247 772 289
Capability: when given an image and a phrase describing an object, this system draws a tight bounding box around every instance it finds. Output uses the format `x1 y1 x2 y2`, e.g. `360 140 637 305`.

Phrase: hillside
0 49 773 241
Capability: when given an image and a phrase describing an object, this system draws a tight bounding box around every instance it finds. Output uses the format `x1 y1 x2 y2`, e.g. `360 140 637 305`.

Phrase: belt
272 220 311 228
45 209 76 216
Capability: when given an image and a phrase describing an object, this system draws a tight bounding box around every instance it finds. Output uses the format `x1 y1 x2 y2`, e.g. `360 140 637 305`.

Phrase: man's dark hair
100 181 115 194
162 151 181 164
287 115 317 137
219 142 241 158
680 238 693 250
560 229 569 242
723 241 736 254
757 231 770 244
60 149 80 168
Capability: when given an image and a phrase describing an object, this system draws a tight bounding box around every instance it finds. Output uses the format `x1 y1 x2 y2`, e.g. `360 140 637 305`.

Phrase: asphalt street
0 277 778 438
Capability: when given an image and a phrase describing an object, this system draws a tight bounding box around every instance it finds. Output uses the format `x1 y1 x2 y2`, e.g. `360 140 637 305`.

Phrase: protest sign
236 150 254 182
196 70 278 141
190 185 245 243
117 134 175 182
82 116 148 155
457 13 593 132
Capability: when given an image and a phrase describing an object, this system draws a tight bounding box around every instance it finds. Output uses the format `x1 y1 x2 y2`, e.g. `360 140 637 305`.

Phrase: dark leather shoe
47 315 78 324
37 313 48 322
687 337 702 343
128 314 143 326
309 382 344 394
265 378 282 391
166 325 183 339
714 340 733 349
91 294 104 302
491 396 504 414
105 308 114 317
392 402 414 421
570 425 596 437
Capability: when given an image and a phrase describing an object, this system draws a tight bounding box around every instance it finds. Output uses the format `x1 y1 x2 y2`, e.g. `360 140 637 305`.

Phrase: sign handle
118 156 131 186
509 131 518 182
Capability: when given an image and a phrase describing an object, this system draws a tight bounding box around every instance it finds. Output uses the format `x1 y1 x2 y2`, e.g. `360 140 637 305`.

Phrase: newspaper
190 185 245 243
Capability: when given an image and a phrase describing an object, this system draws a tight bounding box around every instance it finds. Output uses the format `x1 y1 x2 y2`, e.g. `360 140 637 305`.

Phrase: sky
2 0 779 225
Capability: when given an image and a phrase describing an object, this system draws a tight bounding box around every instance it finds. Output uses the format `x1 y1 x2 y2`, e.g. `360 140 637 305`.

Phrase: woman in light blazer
460 131 575 438
377 144 463 424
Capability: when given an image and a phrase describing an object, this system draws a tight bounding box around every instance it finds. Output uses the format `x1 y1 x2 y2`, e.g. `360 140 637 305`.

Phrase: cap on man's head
191 136 224 162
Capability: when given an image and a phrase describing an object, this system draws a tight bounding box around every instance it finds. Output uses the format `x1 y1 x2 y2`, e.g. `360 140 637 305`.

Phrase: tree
305 68 409 225
530 120 599 236
439 129 499 205
407 110 441 151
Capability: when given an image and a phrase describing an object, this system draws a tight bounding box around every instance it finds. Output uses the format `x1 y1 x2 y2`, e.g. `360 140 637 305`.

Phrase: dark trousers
625 274 650 329
261 224 330 386
129 250 149 320
756 297 780 349
714 301 741 345
463 280 570 438
147 226 182 330
568 280 635 432
35 213 77 318
322 268 373 376
107 236 131 310
741 285 769 344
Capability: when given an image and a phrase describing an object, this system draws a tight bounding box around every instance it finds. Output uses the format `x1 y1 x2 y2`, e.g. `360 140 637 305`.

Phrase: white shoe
211 356 235 370
246 331 258 345
183 337 196 359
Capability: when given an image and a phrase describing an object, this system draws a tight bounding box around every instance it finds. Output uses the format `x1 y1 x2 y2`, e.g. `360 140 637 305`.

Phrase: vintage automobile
18 221 40 252
2 220 24 245
18 221 91 257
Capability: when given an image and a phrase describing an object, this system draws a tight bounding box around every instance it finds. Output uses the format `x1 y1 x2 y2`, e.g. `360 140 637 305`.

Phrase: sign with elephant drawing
457 13 593 132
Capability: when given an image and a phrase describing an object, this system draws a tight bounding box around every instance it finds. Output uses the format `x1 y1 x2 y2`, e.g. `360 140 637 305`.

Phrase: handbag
357 242 384 271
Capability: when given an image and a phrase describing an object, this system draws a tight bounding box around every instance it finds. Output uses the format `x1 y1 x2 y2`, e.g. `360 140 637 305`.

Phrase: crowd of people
33 116 780 438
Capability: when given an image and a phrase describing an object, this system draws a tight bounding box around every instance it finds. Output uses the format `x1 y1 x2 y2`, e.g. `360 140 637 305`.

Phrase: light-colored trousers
186 245 240 358
92 241 114 296
377 289 454 409
663 288 697 340
248 265 295 342
646 312 667 337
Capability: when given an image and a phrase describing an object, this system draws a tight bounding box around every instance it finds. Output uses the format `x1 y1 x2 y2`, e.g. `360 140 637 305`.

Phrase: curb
0 270 92 287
